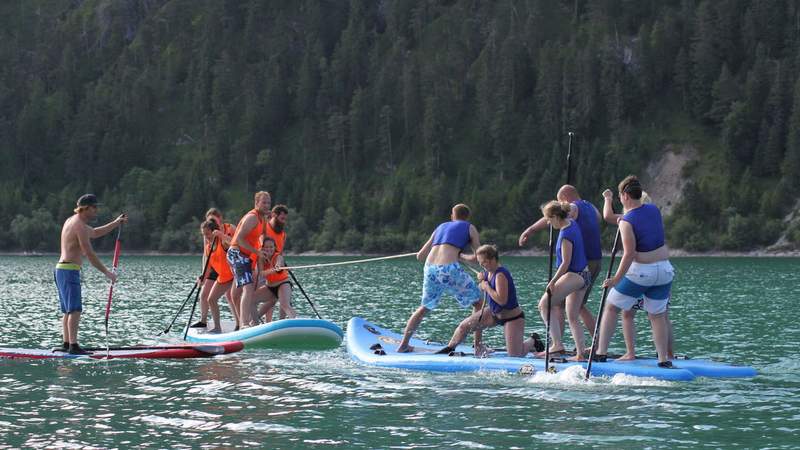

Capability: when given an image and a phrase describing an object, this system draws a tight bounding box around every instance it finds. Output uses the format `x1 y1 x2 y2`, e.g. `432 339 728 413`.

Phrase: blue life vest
622 204 665 252
432 220 471 250
484 266 518 314
573 199 602 261
556 220 588 273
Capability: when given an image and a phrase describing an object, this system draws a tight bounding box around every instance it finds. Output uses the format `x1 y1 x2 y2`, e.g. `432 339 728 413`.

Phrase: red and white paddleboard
0 341 244 360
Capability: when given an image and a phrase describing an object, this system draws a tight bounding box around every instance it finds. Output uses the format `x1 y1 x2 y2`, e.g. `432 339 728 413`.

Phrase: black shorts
268 281 293 298
207 268 219 281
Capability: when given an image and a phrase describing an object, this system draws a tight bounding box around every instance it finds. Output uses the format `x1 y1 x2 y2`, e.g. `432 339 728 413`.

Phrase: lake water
0 256 797 448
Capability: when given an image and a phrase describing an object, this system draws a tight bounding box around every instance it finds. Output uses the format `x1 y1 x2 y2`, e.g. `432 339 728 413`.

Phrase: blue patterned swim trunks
421 263 480 310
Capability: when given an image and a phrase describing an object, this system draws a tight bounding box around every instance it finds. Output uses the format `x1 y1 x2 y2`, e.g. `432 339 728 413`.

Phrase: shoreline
2 249 799 257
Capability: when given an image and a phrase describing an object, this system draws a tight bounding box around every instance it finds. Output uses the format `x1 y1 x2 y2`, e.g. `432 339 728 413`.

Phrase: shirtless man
397 204 483 353
55 194 126 354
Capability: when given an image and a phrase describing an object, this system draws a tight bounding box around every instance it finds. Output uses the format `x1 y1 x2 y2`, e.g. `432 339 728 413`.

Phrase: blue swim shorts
54 264 82 313
226 247 254 288
421 263 481 310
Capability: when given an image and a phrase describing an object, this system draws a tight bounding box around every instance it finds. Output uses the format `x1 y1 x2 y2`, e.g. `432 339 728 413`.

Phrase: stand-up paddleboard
346 317 757 381
0 341 244 360
185 318 343 350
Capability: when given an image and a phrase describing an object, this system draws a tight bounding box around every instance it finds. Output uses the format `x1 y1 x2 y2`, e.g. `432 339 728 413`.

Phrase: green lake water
0 255 797 448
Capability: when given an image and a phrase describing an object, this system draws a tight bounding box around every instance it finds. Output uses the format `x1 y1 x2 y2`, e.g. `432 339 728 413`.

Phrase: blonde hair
254 191 271 203
541 200 571 220
476 244 499 261
641 191 652 204
73 205 91 214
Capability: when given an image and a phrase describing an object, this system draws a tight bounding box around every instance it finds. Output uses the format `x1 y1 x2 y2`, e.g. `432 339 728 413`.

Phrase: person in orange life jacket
601 188 675 361
536 201 593 361
436 245 545 357
227 191 272 328
258 204 290 322
397 203 483 353
192 208 239 329
518 185 601 341
595 176 674 367
196 219 236 333
255 236 297 320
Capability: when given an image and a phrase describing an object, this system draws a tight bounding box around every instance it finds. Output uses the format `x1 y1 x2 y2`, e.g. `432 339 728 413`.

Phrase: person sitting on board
435 244 545 357
519 184 602 341
255 236 297 321
55 194 126 354
195 219 237 333
601 187 675 361
397 203 483 353
227 191 272 328
259 204 291 322
536 200 593 362
595 176 675 368
192 208 239 330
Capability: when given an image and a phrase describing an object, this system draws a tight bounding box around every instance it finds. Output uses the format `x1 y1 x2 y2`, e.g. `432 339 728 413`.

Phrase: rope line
279 252 417 271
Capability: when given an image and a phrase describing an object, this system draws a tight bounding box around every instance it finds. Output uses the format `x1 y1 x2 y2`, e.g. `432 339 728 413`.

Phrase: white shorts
607 260 674 314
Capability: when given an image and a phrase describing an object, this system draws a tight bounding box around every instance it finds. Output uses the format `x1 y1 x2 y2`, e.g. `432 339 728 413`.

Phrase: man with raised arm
227 191 271 328
55 194 126 354
397 203 483 353
518 185 602 341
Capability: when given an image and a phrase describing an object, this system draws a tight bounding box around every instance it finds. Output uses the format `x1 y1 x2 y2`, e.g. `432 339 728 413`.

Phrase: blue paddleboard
346 317 757 381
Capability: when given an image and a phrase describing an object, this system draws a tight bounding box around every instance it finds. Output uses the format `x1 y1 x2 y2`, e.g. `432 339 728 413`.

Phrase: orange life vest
232 209 267 261
206 238 233 284
265 252 289 285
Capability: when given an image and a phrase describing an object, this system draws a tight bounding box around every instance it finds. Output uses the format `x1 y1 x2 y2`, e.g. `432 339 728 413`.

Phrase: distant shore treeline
1 0 799 253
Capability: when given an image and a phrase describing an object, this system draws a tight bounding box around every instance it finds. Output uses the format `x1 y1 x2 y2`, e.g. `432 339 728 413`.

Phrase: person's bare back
59 215 89 265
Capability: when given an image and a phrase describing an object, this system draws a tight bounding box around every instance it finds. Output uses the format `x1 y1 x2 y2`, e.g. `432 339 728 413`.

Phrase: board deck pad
346 317 758 381
185 318 343 350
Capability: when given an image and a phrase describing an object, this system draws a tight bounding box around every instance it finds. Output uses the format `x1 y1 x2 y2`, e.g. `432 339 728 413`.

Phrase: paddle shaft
182 238 216 340
544 224 555 373
161 238 216 335
585 230 622 379
104 224 123 354
288 270 322 319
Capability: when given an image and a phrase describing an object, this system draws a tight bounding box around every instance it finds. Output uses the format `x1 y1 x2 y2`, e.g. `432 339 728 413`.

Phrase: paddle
104 224 123 357
287 270 323 319
585 229 622 380
159 237 216 336
182 237 216 340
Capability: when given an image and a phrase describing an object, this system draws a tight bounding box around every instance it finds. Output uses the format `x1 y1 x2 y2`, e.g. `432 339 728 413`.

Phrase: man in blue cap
55 194 126 354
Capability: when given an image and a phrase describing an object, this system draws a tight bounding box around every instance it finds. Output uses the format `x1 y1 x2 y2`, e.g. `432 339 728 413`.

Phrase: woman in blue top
437 245 544 357
595 175 674 368
537 201 593 361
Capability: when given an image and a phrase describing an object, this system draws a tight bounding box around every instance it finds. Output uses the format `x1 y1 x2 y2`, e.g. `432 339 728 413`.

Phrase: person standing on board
397 204 483 353
535 201 593 361
436 245 544 357
594 176 674 367
227 191 271 328
258 204 292 322
192 208 238 329
601 189 675 360
55 194 126 354
196 219 236 333
518 185 601 339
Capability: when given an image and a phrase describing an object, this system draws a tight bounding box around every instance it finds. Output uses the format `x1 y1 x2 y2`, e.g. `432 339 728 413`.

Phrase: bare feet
208 328 222 334
616 353 636 361
396 345 415 353
566 354 587 362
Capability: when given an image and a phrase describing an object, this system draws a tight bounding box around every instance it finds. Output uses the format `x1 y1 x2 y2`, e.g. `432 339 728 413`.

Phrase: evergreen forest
2 0 799 253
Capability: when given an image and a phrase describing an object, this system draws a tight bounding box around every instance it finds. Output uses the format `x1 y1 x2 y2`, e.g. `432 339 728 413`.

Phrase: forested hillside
2 0 799 252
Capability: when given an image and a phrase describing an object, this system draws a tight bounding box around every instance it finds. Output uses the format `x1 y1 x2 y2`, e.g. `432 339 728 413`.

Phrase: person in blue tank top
397 204 483 353
536 201 594 361
435 245 545 357
602 189 675 361
518 185 601 337
595 176 674 368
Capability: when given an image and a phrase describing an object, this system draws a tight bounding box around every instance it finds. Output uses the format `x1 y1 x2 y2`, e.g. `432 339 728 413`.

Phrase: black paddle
585 230 622 379
182 237 216 340
159 238 215 336
288 270 323 319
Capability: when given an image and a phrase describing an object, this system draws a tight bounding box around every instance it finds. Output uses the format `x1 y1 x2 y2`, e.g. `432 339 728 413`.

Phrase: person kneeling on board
255 236 297 321
436 245 544 357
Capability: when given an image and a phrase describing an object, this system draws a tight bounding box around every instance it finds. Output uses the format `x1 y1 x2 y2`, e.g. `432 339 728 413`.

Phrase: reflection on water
0 256 797 448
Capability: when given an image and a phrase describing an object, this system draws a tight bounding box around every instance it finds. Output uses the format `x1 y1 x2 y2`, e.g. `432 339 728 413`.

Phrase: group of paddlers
54 191 297 354
398 175 675 367
55 175 673 365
